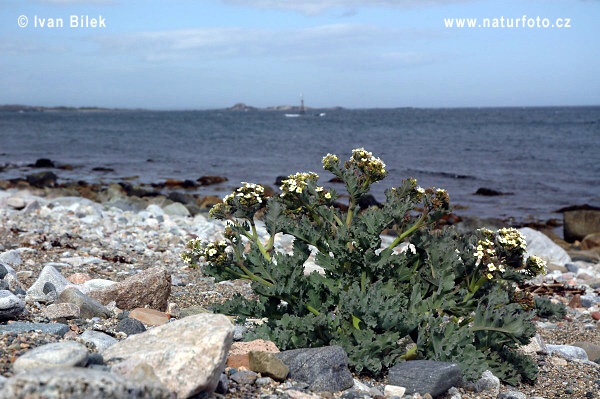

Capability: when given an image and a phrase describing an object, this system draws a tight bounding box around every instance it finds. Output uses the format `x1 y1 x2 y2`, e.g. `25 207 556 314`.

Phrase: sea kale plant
181 149 547 384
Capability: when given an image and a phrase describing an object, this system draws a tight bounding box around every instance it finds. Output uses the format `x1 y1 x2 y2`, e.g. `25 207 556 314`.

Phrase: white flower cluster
322 153 339 169
280 172 327 198
497 227 527 251
223 182 266 206
349 148 387 181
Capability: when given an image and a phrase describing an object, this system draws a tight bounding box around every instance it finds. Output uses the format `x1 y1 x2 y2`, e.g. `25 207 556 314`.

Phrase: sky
1 0 599 109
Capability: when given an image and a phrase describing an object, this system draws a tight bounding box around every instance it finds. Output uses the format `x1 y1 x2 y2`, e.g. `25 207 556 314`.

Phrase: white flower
416 186 425 194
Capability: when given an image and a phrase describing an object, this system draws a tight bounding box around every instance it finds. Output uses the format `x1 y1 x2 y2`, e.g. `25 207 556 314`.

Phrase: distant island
225 103 344 112
0 105 143 112
0 103 345 113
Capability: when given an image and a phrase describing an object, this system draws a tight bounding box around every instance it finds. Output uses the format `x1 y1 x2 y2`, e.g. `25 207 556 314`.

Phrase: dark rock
275 346 354 392
58 287 112 319
358 194 382 209
31 158 55 168
474 187 513 196
563 209 600 242
92 167 115 172
329 177 344 183
43 281 56 295
87 352 105 365
0 321 69 336
387 360 463 397
275 176 288 186
215 373 229 394
0 263 8 279
116 317 147 335
26 171 58 188
566 263 579 273
197 176 228 186
230 370 258 385
167 192 194 205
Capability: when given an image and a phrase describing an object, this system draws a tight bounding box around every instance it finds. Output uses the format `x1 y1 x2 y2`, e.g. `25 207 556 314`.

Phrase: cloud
93 24 441 69
222 0 471 14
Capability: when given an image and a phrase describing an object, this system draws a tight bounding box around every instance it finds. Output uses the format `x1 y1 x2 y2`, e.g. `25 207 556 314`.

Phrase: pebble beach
0 184 599 399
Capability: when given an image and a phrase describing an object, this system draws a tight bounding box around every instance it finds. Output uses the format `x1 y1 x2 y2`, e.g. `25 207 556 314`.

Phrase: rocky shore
0 186 599 399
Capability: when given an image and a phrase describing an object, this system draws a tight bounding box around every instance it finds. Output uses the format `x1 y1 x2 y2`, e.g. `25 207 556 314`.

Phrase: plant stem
386 212 428 251
346 199 354 227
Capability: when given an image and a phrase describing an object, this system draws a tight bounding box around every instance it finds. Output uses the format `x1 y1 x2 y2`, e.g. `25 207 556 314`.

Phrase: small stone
58 287 112 319
256 377 274 386
80 330 118 352
565 263 579 273
230 370 258 385
285 390 322 399
43 302 80 320
384 384 406 398
6 197 26 210
592 312 600 321
88 266 171 311
227 354 250 369
568 294 582 308
129 308 170 326
216 373 229 394
179 305 211 318
67 273 92 284
0 321 69 336
230 339 280 356
0 290 26 321
581 294 600 308
572 342 600 363
475 370 500 396
549 356 568 366
13 341 89 372
116 317 147 335
233 324 247 341
249 350 289 381
388 361 463 397
498 391 527 399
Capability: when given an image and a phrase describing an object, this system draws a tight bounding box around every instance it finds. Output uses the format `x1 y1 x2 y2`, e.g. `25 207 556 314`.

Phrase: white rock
384 384 406 398
163 203 190 218
519 227 571 266
475 370 500 396
104 313 233 398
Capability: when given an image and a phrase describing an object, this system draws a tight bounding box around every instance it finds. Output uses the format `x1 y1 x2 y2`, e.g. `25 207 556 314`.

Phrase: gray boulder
387 360 463 397
475 370 500 395
26 265 71 303
519 227 571 266
546 344 588 360
0 290 25 321
0 321 69 336
0 250 22 268
13 341 89 373
104 313 233 398
275 346 354 392
58 287 112 319
0 367 174 399
80 330 118 353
